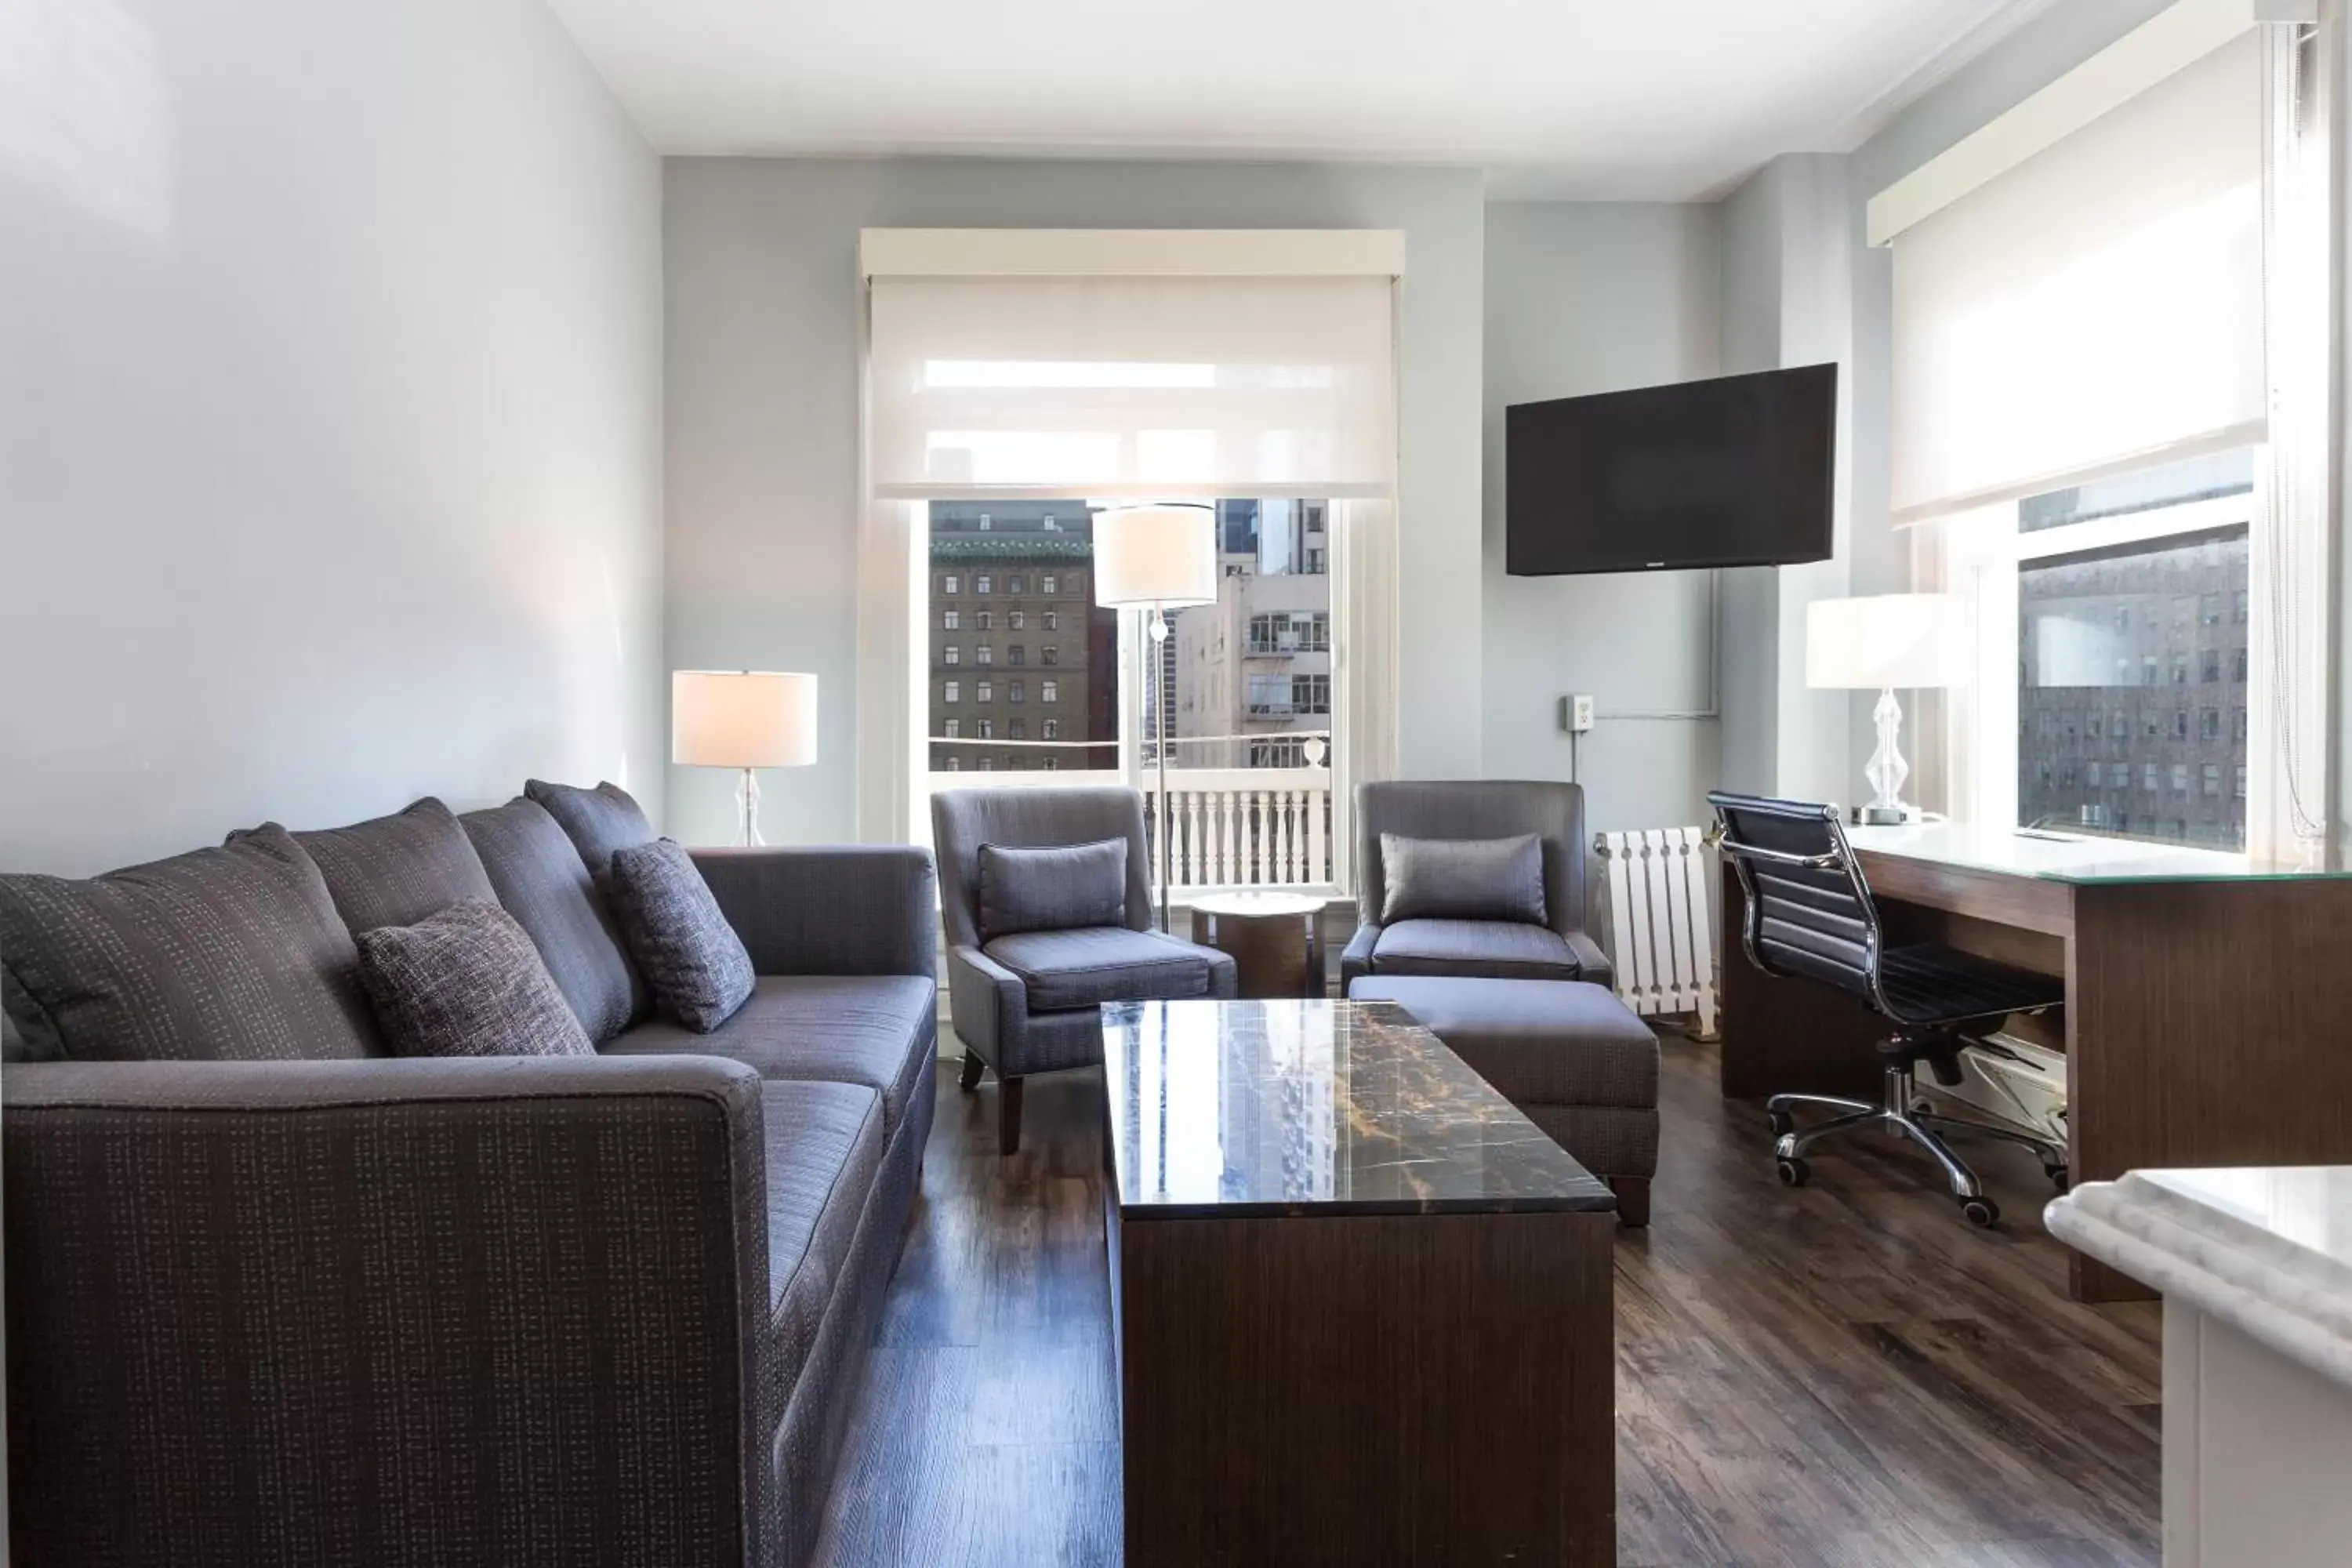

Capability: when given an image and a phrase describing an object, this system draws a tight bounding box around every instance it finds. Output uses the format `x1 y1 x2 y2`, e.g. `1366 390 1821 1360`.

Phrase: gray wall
1479 202 1724 833
0 0 666 875
662 158 1487 846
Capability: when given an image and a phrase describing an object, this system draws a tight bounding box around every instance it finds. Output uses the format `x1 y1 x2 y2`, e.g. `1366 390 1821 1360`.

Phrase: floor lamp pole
1150 604 1171 933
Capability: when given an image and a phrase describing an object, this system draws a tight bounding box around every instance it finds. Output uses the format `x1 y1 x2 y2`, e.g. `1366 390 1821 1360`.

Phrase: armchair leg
960 1050 985 1092
1607 1176 1651 1229
999 1076 1025 1156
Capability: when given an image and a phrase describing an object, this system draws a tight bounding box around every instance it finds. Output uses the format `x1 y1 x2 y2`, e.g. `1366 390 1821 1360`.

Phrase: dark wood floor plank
810 1029 2160 1567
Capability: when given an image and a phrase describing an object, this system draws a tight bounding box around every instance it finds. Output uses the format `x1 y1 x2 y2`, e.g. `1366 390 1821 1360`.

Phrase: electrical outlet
1563 694 1595 733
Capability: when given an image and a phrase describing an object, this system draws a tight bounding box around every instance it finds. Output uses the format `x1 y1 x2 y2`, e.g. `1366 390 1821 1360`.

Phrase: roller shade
1890 31 2264 526
867 273 1397 502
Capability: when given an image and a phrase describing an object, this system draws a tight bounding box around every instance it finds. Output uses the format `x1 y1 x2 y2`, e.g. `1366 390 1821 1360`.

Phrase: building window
975 681 993 703
942 718 960 739
1292 673 1331 715
2172 763 2190 794
1042 757 1059 771
978 756 993 770
1008 718 1026 739
1008 575 1025 594
2201 648 2222 683
1043 609 1058 631
1041 645 1058 666
1043 718 1061 739
1008 645 1025 666
2143 762 2160 792
943 644 960 666
1009 611 1025 630
942 681 960 704
2085 760 2101 788
1040 680 1058 704
2201 708 2221 741
978 514 992 532
975 644 993 666
1043 575 1058 594
976 574 992 594
2202 762 2222 797
942 574 960 594
2234 646 2248 682
943 608 960 630
1007 681 1025 704
944 756 960 771
976 611 993 630
976 718 994 739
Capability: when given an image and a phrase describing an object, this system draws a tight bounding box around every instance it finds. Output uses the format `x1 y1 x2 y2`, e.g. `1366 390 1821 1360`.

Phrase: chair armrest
945 943 1025 1060
1339 922 1381 989
1565 930 1613 990
691 844 938 978
4 1055 771 1566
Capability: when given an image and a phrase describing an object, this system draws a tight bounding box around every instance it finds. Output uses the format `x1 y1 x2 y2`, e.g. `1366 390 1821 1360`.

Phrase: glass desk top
1846 820 2350 885
1101 998 1617 1220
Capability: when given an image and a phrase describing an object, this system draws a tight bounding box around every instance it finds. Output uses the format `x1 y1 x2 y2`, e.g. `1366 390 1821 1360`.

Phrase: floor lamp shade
672 671 818 768
1092 506 1219 609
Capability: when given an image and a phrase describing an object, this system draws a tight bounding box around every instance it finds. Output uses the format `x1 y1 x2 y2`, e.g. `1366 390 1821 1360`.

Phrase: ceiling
546 0 2050 200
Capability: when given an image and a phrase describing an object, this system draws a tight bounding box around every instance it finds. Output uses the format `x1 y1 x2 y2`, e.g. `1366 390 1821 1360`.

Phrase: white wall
1479 202 1723 833
662 158 1486 847
0 0 665 875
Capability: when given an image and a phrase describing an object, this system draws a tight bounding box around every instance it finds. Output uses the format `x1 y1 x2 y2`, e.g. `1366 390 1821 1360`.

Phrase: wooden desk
1718 822 2352 1303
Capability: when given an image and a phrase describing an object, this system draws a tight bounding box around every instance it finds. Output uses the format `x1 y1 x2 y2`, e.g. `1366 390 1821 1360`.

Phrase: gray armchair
1341 780 1612 989
933 786 1237 1152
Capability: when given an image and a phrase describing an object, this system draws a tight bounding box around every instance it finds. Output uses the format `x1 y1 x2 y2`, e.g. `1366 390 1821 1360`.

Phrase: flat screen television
1506 364 1838 575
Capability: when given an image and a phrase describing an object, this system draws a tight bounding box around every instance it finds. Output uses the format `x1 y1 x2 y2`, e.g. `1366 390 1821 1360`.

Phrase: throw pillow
0 824 383 1062
976 838 1129 941
1379 832 1548 926
524 779 659 878
462 797 648 1044
354 900 593 1058
269 796 499 936
606 838 756 1033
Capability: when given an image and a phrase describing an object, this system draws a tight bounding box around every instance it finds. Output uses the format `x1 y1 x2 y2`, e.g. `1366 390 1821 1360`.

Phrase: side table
1188 889 1329 999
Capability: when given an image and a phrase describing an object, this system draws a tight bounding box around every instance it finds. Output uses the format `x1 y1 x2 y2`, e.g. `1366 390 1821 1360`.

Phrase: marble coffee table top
1101 997 1615 1220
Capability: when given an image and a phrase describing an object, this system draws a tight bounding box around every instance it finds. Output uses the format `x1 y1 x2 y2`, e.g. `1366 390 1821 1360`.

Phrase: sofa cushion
1345 976 1658 1109
1370 919 1584 982
461 797 648 1043
524 779 658 878
281 797 499 936
355 900 595 1058
607 840 757 1033
756 1079 884 1433
1379 832 1548 925
604 975 936 1137
982 927 1223 1013
0 825 383 1062
976 838 1128 941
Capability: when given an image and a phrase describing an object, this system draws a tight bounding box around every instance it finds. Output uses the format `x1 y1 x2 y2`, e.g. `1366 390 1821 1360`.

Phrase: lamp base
735 767 764 848
1849 803 1918 826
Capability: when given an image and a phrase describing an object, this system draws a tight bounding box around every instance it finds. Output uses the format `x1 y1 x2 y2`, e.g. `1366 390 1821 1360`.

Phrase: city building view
927 499 1332 775
2015 517 2251 851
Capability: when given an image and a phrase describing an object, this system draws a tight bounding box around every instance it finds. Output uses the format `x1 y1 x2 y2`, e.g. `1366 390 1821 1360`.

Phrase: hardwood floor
811 1033 2160 1567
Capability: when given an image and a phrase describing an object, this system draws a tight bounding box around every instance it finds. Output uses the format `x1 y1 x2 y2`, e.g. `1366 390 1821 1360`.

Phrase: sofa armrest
1565 930 1614 990
945 943 1025 1061
4 1055 772 1566
691 844 938 978
1339 922 1381 989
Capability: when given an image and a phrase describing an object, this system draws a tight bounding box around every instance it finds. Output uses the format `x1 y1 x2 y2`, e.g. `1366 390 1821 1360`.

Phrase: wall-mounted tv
1506 364 1838 576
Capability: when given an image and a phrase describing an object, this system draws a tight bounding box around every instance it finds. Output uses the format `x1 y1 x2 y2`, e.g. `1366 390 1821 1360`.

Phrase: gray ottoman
1348 975 1661 1225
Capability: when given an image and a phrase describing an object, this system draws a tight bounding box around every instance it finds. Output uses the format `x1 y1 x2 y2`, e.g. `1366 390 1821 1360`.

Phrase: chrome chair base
1767 1065 2068 1228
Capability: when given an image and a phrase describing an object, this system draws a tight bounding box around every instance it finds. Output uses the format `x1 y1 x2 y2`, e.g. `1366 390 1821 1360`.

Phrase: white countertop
1846 821 2344 884
2046 1168 2352 1388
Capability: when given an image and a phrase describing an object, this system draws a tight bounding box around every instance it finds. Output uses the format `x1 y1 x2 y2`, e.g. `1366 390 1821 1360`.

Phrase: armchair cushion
0 824 383 1062
982 927 1228 1013
1371 918 1585 982
977 837 1127 940
1379 832 1547 925
462 797 648 1042
281 797 499 936
605 975 937 1138
354 900 593 1058
524 778 658 877
608 839 757 1033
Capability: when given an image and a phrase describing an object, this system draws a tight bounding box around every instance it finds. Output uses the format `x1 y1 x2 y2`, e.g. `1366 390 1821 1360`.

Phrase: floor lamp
1094 505 1218 931
672 670 818 845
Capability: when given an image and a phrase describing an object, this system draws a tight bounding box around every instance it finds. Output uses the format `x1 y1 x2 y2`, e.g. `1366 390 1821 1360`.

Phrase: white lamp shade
672 671 818 768
1806 594 1965 691
1092 505 1218 609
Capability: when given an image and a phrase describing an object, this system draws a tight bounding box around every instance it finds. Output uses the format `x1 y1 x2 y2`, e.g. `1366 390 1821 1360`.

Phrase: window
1008 718 1026 739
976 575 992 593
1007 681 1025 704
942 574 960 594
975 680 993 703
2085 761 2101 788
1042 718 1060 739
943 644 960 666
1042 757 1059 771
2172 763 2190 795
2203 763 2223 797
943 608 960 630
2201 648 2222 684
1008 575 1025 594
975 644 993 666
978 514 992 531
1040 680 1058 704
1043 609 1059 631
942 718 960 739
944 756 960 771
1008 645 1025 666
975 611 993 630
1043 575 1058 594
976 720 993 739
942 680 960 704
1009 611 1025 630
1041 645 1058 666
2201 709 2221 742
1292 674 1330 714
1247 673 1290 715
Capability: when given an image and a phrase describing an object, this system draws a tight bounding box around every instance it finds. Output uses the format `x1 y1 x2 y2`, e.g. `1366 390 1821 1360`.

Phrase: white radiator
1594 828 1717 1035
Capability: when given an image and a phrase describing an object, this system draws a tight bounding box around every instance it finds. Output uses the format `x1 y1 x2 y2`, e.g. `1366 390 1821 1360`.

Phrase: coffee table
1100 997 1617 1567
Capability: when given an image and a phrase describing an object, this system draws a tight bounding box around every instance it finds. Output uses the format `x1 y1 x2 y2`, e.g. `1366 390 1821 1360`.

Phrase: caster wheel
1913 1098 1936 1116
1777 1156 1810 1189
1767 1110 1794 1137
2046 1165 2071 1195
1961 1197 1999 1229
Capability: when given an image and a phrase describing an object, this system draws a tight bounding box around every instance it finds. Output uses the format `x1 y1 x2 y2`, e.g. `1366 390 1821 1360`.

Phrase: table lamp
1806 593 1963 825
1093 505 1218 931
672 670 818 845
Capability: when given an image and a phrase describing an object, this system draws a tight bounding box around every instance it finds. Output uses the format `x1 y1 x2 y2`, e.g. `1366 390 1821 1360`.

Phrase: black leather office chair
1708 791 2070 1228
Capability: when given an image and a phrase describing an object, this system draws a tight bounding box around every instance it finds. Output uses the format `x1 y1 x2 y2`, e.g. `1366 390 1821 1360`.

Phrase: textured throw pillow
524 779 659 878
0 824 383 1062
354 900 593 1058
463 797 648 1043
606 839 756 1033
1380 832 1548 926
976 838 1128 941
270 797 499 936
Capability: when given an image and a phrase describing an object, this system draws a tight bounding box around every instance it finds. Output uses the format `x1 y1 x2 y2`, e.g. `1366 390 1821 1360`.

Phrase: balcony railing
920 762 1334 889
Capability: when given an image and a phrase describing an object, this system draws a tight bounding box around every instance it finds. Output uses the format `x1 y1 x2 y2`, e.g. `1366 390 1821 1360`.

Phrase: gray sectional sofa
1 786 938 1568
